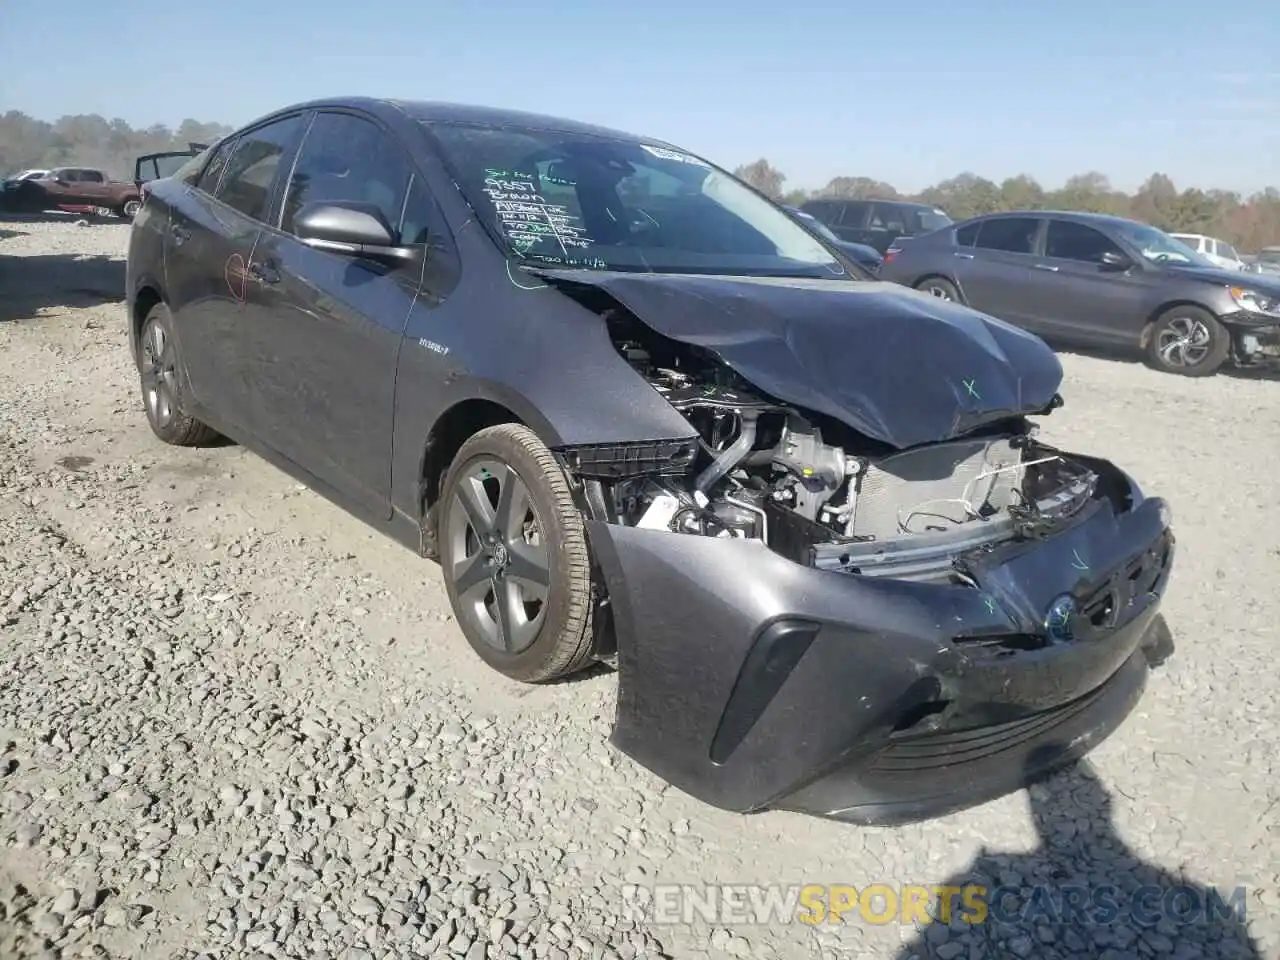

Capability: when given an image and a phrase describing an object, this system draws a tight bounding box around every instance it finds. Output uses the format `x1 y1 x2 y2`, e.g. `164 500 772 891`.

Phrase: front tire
916 276 961 302
121 199 142 219
137 303 220 446
438 423 595 682
1145 306 1229 377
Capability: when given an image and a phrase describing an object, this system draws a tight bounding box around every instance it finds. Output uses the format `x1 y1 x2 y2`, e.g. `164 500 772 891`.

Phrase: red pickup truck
0 146 207 220
1 166 142 218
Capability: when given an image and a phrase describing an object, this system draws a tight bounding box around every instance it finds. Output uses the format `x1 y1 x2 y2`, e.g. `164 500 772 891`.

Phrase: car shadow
1044 339 1280 383
891 746 1263 959
0 252 125 324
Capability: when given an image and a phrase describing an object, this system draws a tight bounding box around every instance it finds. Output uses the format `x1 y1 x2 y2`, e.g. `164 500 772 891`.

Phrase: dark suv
799 198 953 254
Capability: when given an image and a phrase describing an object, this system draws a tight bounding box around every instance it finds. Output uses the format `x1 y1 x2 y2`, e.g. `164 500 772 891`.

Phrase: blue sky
3 0 1278 195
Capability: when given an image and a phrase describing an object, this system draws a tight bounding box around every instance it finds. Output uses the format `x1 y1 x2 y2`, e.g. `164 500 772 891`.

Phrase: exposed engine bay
597 320 1101 584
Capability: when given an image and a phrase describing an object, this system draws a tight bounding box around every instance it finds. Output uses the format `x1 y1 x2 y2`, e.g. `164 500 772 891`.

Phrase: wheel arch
1138 299 1218 349
912 273 965 302
130 284 165 362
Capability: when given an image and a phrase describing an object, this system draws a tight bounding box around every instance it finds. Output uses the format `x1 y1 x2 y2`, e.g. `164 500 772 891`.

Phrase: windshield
1113 222 1215 267
425 122 845 278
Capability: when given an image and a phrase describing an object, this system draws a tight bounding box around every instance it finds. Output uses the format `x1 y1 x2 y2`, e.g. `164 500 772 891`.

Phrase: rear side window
196 137 238 194
281 111 413 237
868 202 907 234
801 200 841 224
81 170 104 183
215 114 306 222
974 217 1040 254
838 201 871 227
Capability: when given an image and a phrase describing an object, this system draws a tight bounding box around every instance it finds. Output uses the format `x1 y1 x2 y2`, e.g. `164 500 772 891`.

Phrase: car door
1023 218 1153 345
38 170 77 207
135 150 204 188
239 109 431 518
948 216 1046 329
164 113 307 433
73 169 113 207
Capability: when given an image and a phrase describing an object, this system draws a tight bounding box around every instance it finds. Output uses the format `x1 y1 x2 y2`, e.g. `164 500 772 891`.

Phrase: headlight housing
1229 286 1280 316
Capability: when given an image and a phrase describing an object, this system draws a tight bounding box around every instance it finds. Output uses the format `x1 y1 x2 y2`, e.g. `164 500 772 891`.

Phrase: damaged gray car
126 98 1177 825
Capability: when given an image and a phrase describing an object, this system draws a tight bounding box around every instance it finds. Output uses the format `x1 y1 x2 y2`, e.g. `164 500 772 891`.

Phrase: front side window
1043 220 1124 264
955 222 980 247
281 112 413 237
215 114 305 222
424 122 843 278
974 217 1040 254
1219 242 1240 260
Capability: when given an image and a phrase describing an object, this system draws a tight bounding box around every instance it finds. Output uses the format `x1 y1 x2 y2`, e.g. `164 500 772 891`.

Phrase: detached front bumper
1222 312 1280 365
586 465 1175 826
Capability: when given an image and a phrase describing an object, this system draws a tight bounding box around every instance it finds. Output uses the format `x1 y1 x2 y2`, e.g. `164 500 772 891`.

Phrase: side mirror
293 202 418 263
1099 250 1134 271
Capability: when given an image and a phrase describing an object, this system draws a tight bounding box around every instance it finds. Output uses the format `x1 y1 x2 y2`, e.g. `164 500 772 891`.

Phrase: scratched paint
224 253 250 304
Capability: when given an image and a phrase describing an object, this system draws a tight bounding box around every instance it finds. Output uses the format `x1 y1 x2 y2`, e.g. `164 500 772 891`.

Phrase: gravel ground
1 215 1277 960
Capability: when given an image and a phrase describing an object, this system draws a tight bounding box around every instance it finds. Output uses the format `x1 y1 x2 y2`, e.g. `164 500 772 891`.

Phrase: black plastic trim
710 618 820 765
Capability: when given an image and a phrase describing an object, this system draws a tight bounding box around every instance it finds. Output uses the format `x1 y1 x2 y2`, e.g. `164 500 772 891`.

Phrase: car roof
806 197 937 210
963 210 1150 230
257 96 678 149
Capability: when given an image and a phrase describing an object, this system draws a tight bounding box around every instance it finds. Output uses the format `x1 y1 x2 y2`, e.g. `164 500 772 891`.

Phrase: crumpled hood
535 269 1063 450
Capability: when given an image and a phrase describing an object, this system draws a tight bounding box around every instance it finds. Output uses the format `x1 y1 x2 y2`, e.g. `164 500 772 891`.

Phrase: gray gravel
1 216 1277 960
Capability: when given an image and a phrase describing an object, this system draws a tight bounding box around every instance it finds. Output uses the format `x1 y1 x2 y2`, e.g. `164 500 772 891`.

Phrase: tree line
4 111 1276 253
734 159 1280 255
0 111 233 183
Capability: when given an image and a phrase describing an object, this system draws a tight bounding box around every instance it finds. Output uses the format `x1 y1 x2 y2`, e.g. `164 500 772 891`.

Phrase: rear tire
1145 306 1229 377
137 303 220 446
438 423 595 683
916 276 961 302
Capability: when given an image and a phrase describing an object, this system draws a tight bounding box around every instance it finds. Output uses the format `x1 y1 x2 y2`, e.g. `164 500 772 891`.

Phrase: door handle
1033 263 1059 271
954 252 974 260
249 260 280 285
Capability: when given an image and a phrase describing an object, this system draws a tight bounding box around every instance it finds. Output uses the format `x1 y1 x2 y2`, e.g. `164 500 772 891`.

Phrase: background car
799 197 953 254
4 166 142 218
1169 232 1247 271
878 210 1280 377
783 204 883 273
1245 246 1280 276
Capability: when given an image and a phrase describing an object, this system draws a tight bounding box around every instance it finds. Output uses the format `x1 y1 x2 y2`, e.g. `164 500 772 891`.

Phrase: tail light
883 246 901 265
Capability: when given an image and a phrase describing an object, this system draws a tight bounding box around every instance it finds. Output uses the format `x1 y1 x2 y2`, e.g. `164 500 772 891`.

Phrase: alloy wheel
446 459 551 654
924 284 952 301
139 320 178 430
1156 316 1212 368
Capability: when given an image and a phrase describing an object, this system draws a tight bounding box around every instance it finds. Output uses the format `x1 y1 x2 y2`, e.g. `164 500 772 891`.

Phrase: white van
1169 232 1247 271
